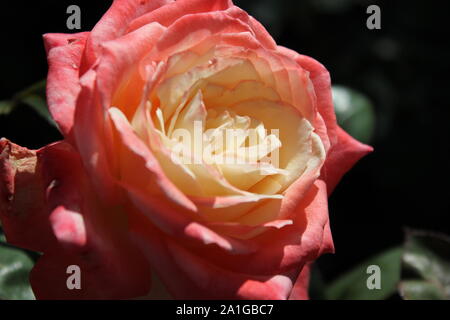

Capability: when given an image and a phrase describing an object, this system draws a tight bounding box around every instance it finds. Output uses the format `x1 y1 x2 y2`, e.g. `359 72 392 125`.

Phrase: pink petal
73 70 121 204
128 0 233 31
131 215 295 299
288 263 311 300
321 126 373 194
0 138 57 252
277 46 338 146
0 139 151 299
95 22 166 116
151 9 252 59
81 0 171 71
43 32 89 139
73 23 169 204
177 180 333 276
207 219 293 240
277 46 373 193
247 16 277 49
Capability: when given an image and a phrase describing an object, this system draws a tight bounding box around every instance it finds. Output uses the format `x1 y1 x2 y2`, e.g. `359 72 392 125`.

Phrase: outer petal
259 179 333 273
73 70 121 204
288 263 311 300
128 0 233 31
321 126 373 194
43 32 89 139
150 8 253 59
277 46 373 193
130 211 296 299
73 22 168 204
81 0 171 71
97 22 167 117
0 139 151 299
129 173 328 299
277 46 337 147
0 138 56 252
142 180 333 280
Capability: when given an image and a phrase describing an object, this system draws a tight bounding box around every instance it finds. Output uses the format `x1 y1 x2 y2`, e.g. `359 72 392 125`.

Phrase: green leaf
21 94 55 126
332 85 376 144
15 79 46 98
0 243 35 300
326 247 402 300
0 79 55 126
0 226 5 243
0 100 15 116
399 230 450 300
399 281 446 300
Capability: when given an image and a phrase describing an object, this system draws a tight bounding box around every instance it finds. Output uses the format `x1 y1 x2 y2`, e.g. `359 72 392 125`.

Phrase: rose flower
0 0 372 299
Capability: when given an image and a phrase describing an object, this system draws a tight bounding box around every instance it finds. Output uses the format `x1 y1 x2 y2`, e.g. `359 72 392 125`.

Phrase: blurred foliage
0 100 14 116
0 227 5 244
0 79 54 127
20 94 53 126
399 231 450 300
332 85 376 144
310 229 450 300
324 247 402 300
0 227 35 300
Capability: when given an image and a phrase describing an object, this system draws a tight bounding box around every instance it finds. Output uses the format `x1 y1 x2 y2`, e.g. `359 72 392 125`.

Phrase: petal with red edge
321 126 373 194
81 0 171 71
288 262 311 300
277 46 338 144
128 0 233 31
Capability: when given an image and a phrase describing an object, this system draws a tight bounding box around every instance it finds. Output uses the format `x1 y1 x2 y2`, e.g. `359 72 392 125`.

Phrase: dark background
0 0 448 291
